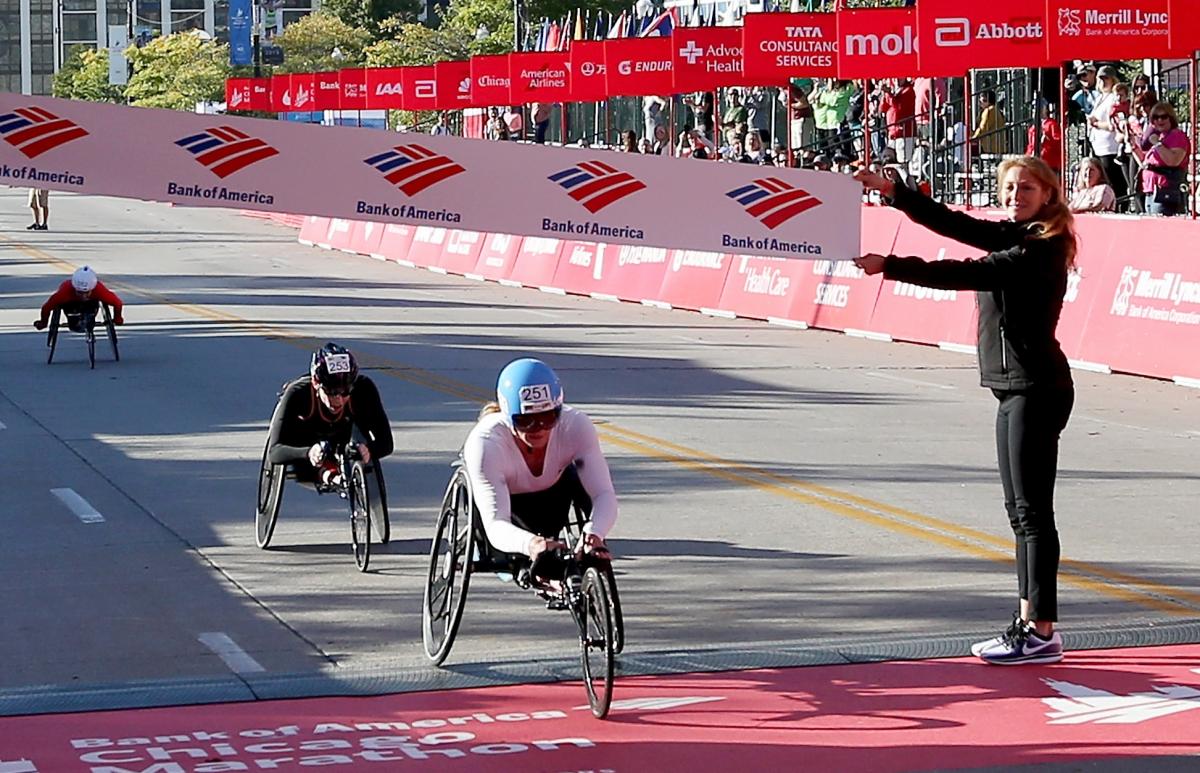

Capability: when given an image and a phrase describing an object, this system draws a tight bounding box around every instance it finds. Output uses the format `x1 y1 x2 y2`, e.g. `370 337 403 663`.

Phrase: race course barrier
293 209 1200 386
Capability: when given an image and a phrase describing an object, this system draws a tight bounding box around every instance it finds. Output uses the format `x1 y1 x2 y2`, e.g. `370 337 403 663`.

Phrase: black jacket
883 184 1074 391
266 375 394 465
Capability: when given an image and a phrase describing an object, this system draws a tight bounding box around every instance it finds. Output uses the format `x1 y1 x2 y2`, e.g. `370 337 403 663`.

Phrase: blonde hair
996 155 1078 270
479 401 502 420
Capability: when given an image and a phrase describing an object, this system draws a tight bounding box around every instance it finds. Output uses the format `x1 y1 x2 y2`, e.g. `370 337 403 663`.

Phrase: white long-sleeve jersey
462 406 618 556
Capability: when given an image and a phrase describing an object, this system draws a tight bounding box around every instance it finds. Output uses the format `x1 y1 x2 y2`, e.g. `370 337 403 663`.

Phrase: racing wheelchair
421 459 624 718
254 394 389 572
46 302 119 369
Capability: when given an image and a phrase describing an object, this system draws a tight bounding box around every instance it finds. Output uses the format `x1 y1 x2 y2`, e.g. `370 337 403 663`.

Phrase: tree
53 47 125 102
125 32 231 110
274 12 374 73
321 0 421 38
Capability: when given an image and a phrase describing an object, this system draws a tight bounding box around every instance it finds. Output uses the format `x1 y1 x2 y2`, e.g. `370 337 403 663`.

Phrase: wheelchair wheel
422 467 475 665
349 461 372 572
85 313 96 369
255 441 285 549
366 460 389 545
46 310 60 364
604 563 625 655
102 303 119 362
580 566 615 719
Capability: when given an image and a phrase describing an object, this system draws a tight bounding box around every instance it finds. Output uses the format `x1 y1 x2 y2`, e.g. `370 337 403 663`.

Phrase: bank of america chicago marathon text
0 163 85 186
167 182 275 205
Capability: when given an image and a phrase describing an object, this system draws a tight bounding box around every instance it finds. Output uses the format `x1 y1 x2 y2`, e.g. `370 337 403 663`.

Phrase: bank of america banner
0 95 861 261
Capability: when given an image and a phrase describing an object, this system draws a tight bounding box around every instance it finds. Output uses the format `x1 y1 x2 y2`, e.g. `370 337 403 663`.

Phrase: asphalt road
1 187 1197 712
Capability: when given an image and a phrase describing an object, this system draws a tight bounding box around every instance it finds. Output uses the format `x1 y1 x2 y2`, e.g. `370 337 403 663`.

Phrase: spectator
642 95 667 146
1063 74 1087 127
1124 76 1157 213
972 89 1007 155
683 91 714 138
429 111 453 136
721 89 749 133
1138 102 1190 216
772 143 789 167
788 78 815 159
1026 99 1063 176
652 124 669 155
935 102 967 177
812 153 832 171
531 102 553 144
620 129 638 153
27 188 49 230
1087 65 1128 205
502 105 523 140
1072 64 1098 117
1067 157 1116 213
484 107 505 141
744 131 771 165
881 78 917 173
638 137 654 154
743 87 771 145
814 79 853 156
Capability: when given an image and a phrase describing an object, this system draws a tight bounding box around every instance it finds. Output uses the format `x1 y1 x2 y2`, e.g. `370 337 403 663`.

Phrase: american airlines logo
0 106 89 158
174 126 279 178
725 177 822 229
547 160 647 213
363 144 465 196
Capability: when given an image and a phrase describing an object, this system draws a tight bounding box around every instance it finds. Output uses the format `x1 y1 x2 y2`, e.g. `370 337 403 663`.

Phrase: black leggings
508 465 592 579
993 387 1074 622
1095 154 1128 204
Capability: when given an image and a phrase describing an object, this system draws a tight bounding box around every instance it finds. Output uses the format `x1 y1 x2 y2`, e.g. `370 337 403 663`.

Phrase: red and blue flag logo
0 106 89 158
363 144 465 196
725 177 822 230
548 160 646 213
175 126 279 178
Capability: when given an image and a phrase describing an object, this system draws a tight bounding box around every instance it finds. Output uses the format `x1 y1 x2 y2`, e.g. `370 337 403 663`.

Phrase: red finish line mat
2 644 1199 772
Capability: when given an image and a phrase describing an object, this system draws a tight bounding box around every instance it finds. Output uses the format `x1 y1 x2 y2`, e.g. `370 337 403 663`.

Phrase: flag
575 10 585 42
536 18 550 51
607 10 627 39
594 11 607 40
640 8 677 37
546 19 560 51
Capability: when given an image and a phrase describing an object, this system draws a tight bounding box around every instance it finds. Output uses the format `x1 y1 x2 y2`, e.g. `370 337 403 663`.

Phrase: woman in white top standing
1086 65 1128 206
463 358 618 577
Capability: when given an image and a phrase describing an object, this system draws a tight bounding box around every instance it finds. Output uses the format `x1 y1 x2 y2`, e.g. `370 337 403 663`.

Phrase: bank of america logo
175 126 279 178
548 160 646 213
363 144 465 196
0 106 89 158
725 177 822 229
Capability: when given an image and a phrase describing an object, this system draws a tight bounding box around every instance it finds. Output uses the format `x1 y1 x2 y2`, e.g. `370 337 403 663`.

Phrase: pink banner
508 237 565 287
348 219 385 256
473 233 521 280
656 250 732 310
438 229 487 273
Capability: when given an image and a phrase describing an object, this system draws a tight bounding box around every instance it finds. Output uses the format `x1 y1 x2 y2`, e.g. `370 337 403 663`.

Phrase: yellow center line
9 234 1197 615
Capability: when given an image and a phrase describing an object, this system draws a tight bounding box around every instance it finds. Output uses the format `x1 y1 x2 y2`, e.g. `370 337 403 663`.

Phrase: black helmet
310 342 358 395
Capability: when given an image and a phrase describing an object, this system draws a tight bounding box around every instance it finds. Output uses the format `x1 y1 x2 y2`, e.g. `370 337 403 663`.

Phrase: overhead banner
312 71 340 111
339 68 368 110
289 73 315 112
605 36 673 97
1046 0 1175 60
508 51 572 104
672 25 746 92
228 0 252 67
434 60 472 110
837 7 919 80
365 67 404 110
569 41 608 103
401 65 438 112
248 78 271 111
0 94 860 261
225 78 252 111
741 12 837 84
469 54 511 106
917 0 1052 75
1169 0 1200 51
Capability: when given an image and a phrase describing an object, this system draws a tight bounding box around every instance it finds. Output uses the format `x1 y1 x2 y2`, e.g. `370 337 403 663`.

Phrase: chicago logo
175 126 280 178
363 144 465 196
0 106 89 158
548 160 646 213
725 177 822 229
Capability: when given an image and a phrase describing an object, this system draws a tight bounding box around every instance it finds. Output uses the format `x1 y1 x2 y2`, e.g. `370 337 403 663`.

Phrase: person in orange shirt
1025 99 1063 176
34 266 124 332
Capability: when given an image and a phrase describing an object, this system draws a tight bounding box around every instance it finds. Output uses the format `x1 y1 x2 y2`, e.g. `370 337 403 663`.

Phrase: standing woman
854 156 1076 666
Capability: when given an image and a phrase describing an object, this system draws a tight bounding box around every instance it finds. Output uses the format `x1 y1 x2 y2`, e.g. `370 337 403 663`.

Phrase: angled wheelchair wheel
85 313 96 369
349 460 372 572
604 563 625 655
255 440 285 549
366 460 389 545
422 467 475 665
580 566 616 719
101 303 119 362
46 310 60 364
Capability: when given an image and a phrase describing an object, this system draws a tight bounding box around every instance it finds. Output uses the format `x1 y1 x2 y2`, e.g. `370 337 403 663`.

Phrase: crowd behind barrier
273 208 1200 387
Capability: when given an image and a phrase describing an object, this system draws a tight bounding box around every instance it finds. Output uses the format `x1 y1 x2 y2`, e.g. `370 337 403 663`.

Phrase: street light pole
513 0 523 51
252 0 261 78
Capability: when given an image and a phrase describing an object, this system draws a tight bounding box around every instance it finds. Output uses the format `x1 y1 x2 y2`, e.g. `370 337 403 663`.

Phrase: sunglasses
513 407 562 432
1151 114 1170 121
319 383 353 398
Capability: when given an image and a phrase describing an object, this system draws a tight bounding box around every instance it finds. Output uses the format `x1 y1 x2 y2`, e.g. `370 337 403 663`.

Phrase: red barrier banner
318 217 354 251
339 68 368 110
312 71 341 110
290 73 315 111
741 12 837 85
656 250 732 310
509 51 572 104
298 215 330 246
406 225 449 266
837 7 919 79
439 229 486 273
377 223 417 263
552 240 606 294
249 78 271 111
435 60 473 110
270 74 291 112
1169 0 1200 51
473 232 521 280
718 254 813 320
348 219 385 256
402 66 438 111
509 237 565 287
553 243 670 301
226 78 252 111
673 26 746 92
605 36 673 97
570 41 608 103
470 55 511 106
917 0 1052 75
366 67 404 109
1046 0 1175 60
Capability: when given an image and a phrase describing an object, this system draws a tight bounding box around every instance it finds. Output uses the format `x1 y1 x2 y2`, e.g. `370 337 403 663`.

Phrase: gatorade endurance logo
0 106 89 158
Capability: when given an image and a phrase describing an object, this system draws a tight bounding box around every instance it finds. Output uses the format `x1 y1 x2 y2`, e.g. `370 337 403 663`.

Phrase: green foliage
274 12 374 72
125 32 231 110
52 47 126 102
321 0 422 37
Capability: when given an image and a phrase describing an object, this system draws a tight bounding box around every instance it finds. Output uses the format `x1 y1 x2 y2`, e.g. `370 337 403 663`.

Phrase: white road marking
0 759 38 773
520 309 559 319
866 371 956 390
198 632 265 675
50 488 104 523
0 420 6 430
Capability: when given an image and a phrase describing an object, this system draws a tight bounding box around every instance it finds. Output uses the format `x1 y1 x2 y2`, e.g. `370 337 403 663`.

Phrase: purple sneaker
979 626 1064 665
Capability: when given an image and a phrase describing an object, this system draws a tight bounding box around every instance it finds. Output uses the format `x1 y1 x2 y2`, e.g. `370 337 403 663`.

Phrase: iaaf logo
0 106 89 158
174 126 279 178
547 160 646 213
1058 8 1082 36
725 177 822 229
934 16 1044 47
376 82 402 96
363 144 465 196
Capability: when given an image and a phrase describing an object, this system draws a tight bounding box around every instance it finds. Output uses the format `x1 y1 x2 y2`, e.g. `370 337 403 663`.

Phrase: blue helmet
496 358 564 427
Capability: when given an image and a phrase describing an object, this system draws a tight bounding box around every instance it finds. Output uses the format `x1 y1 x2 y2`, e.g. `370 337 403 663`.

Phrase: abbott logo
935 18 969 47
1058 8 1081 36
414 79 437 99
845 25 917 56
679 40 704 64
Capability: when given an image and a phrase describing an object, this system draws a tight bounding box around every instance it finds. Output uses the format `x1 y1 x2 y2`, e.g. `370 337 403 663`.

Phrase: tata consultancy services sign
741 12 837 84
916 0 1051 75
836 7 918 79
1046 0 1177 60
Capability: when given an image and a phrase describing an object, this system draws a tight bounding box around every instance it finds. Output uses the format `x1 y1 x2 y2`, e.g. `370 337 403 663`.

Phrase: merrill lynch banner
0 95 861 261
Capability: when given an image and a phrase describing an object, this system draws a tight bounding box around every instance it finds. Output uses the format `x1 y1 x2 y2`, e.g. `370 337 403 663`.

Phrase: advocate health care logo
169 125 279 206
0 105 89 189
358 144 466 224
541 160 648 241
